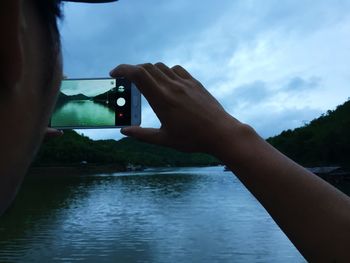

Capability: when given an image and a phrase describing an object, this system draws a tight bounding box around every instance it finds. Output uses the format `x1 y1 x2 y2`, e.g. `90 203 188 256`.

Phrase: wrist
210 116 262 168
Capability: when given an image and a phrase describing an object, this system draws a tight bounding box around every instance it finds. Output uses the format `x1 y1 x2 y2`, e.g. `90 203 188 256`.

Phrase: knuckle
155 62 166 67
131 65 146 79
164 84 186 104
172 65 182 70
140 63 153 70
111 64 127 76
118 63 128 69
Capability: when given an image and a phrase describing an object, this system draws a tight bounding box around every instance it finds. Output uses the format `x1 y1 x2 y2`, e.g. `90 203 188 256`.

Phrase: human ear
0 0 23 93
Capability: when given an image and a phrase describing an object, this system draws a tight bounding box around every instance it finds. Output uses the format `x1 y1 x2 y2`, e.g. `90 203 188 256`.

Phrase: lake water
0 167 305 262
52 100 115 127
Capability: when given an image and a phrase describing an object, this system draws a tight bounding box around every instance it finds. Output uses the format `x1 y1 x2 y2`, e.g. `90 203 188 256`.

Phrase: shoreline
27 164 126 176
27 165 222 177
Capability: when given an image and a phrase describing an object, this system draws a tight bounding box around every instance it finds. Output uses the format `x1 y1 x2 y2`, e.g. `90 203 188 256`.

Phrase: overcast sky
59 0 350 140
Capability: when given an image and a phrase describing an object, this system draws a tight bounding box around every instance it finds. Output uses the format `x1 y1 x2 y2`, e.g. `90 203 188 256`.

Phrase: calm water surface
52 100 115 126
0 167 306 262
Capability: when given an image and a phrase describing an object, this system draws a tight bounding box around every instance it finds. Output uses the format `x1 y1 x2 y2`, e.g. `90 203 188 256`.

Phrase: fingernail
121 127 132 135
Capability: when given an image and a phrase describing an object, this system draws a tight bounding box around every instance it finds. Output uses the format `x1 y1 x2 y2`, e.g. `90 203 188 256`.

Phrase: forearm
110 63 350 261
215 122 350 261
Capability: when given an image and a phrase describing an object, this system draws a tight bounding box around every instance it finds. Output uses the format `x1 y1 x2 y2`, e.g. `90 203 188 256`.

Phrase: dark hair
34 0 63 44
33 0 63 94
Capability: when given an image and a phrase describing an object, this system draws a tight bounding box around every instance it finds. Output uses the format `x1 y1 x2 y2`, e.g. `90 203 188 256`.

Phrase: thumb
121 126 167 146
44 128 64 140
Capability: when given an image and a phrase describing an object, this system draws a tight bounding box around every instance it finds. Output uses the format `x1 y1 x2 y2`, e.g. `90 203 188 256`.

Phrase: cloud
222 81 269 109
240 106 323 139
284 76 321 92
60 0 350 140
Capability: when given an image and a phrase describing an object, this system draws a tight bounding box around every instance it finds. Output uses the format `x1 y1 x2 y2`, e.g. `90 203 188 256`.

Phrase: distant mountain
47 97 350 169
93 89 115 102
57 89 114 103
55 92 91 108
57 92 90 101
33 130 219 167
59 91 69 98
267 99 350 168
66 93 90 100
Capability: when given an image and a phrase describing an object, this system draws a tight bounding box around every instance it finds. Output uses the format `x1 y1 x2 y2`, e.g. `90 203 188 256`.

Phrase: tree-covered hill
36 98 350 169
33 130 219 167
267 99 350 168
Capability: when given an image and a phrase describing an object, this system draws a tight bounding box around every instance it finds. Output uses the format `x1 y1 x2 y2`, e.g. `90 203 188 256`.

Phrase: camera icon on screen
118 86 125 92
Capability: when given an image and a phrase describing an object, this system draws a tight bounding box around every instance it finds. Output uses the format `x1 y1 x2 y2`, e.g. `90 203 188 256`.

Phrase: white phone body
130 83 142 126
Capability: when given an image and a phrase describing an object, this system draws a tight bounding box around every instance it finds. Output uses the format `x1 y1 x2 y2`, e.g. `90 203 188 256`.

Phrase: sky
59 0 350 140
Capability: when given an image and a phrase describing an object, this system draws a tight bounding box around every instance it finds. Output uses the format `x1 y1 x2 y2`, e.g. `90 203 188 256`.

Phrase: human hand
110 63 242 154
44 127 63 140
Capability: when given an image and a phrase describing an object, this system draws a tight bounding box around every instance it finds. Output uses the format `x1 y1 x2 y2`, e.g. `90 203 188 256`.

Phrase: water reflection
51 100 115 126
0 167 305 262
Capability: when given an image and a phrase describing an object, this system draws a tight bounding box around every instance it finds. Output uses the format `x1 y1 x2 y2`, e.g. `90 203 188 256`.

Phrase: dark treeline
33 130 219 167
267 99 350 168
36 98 350 168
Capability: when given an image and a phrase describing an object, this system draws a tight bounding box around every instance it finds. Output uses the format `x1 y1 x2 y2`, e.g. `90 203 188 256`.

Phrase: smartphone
50 78 141 129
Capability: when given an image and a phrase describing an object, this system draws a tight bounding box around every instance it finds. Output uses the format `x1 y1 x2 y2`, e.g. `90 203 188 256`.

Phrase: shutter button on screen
117 97 126 107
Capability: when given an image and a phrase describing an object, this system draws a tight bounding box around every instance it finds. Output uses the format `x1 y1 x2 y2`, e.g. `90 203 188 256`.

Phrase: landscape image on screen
51 79 119 127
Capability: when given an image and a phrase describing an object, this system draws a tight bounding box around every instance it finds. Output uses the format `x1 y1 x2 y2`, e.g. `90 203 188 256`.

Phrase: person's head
0 0 63 191
0 0 115 211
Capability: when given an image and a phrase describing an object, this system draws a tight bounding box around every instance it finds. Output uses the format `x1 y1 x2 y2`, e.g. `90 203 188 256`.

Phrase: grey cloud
60 0 349 140
60 0 350 78
224 76 321 110
246 107 323 139
285 76 321 92
240 0 350 36
60 0 236 77
227 81 269 107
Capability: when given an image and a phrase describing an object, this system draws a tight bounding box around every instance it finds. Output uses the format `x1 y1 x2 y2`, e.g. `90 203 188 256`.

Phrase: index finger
110 64 158 99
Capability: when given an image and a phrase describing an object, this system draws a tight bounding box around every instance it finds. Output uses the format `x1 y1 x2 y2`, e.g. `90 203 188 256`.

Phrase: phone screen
50 78 132 128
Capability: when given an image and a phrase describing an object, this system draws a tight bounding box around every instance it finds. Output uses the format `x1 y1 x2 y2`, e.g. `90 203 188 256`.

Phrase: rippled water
0 167 305 262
